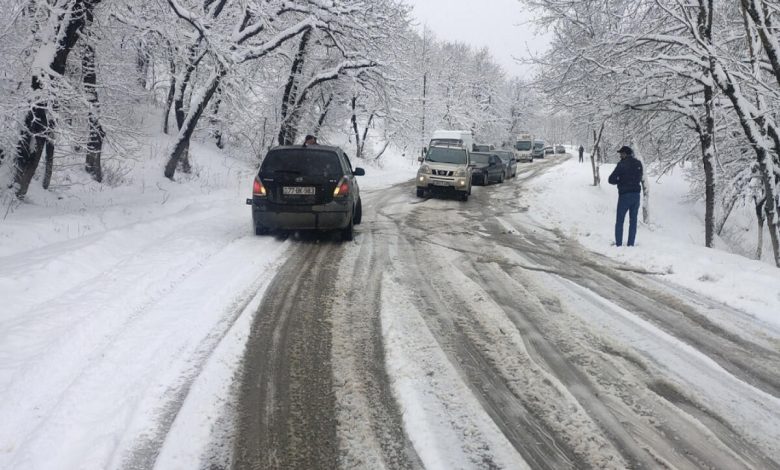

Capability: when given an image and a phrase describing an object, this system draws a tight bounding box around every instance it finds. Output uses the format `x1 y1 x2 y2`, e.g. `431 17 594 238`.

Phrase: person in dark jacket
608 146 643 246
578 145 584 163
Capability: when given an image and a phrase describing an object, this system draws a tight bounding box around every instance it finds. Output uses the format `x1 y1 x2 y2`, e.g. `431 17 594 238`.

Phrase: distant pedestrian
578 145 584 163
608 146 643 247
304 134 318 146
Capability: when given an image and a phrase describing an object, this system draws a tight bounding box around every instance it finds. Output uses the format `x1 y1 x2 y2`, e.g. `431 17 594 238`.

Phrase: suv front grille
434 169 454 176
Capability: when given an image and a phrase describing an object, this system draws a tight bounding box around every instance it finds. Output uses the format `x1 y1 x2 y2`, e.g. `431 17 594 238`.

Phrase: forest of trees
0 0 536 195
1 0 779 266
524 0 780 266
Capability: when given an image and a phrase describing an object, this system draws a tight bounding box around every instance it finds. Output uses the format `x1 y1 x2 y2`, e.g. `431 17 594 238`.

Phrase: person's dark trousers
615 192 640 246
578 153 583 162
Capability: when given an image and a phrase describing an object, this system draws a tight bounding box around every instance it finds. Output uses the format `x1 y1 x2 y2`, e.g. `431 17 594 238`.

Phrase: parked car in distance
417 145 472 201
470 152 506 185
532 140 546 159
246 145 364 241
555 144 566 154
493 150 517 178
543 145 554 156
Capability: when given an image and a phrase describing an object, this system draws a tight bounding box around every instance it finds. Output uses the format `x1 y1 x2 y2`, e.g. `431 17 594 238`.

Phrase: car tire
460 192 469 202
416 188 425 198
354 199 362 225
341 217 354 241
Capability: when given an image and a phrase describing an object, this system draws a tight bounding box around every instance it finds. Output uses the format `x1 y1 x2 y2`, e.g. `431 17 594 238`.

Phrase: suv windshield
261 149 343 177
533 141 545 150
426 146 467 164
470 152 490 164
515 141 532 151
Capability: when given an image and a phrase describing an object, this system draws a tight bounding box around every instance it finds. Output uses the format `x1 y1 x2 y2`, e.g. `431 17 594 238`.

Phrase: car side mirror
418 155 424 163
353 167 365 176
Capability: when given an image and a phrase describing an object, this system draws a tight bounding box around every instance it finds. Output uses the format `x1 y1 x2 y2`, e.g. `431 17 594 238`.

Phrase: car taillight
333 177 350 197
253 177 267 197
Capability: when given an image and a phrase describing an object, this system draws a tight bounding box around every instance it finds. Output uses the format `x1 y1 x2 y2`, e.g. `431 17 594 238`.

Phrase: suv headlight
454 168 467 177
419 164 431 174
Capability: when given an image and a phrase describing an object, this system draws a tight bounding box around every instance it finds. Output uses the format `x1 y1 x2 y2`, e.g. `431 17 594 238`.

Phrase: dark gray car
493 150 517 178
246 145 364 241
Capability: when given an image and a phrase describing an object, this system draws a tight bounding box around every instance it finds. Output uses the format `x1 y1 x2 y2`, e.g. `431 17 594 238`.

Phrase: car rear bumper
248 199 351 230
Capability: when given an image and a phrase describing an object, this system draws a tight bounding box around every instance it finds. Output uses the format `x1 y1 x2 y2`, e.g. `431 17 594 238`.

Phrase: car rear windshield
426 147 467 164
429 138 463 148
261 149 343 177
470 153 490 164
515 141 532 151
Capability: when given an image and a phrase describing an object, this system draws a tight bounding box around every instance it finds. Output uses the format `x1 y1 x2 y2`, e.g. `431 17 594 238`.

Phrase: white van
514 133 534 162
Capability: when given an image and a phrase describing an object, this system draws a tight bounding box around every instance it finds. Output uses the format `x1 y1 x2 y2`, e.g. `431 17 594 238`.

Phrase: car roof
269 144 342 153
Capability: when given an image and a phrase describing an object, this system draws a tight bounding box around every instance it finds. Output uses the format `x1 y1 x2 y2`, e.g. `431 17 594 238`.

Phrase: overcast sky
403 0 550 79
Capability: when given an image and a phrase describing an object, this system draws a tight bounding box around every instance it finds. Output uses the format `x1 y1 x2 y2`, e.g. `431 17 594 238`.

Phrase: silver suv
416 145 472 201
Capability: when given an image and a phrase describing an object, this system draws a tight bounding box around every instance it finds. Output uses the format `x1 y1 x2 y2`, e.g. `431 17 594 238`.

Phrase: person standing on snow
304 134 318 146
608 146 643 246
578 145 584 163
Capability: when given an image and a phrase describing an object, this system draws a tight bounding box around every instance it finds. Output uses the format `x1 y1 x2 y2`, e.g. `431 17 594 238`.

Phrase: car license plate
431 180 450 186
283 186 315 195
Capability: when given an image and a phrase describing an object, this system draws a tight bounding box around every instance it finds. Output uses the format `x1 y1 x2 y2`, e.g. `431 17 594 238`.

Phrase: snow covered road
2 157 780 469
231 158 780 469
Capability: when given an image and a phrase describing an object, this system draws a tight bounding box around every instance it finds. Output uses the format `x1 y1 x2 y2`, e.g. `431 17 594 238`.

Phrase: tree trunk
163 55 176 134
136 40 149 90
83 21 103 183
351 96 361 158
756 196 766 260
700 85 716 248
12 0 100 198
164 70 224 179
278 29 311 146
313 94 332 136
169 41 207 170
696 0 715 247
590 122 604 187
210 92 224 149
42 138 54 190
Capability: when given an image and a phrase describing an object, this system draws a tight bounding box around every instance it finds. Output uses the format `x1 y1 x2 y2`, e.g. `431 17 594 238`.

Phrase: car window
426 146 468 164
342 152 354 172
470 153 490 164
261 149 344 177
515 141 532 151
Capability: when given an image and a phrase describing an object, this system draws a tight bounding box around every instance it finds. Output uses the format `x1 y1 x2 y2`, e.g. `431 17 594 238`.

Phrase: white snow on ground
2 137 780 469
522 153 780 329
380 263 529 470
0 131 414 469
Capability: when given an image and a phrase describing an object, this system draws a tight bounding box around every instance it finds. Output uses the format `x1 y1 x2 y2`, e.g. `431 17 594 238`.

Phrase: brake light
252 177 267 197
333 177 350 197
